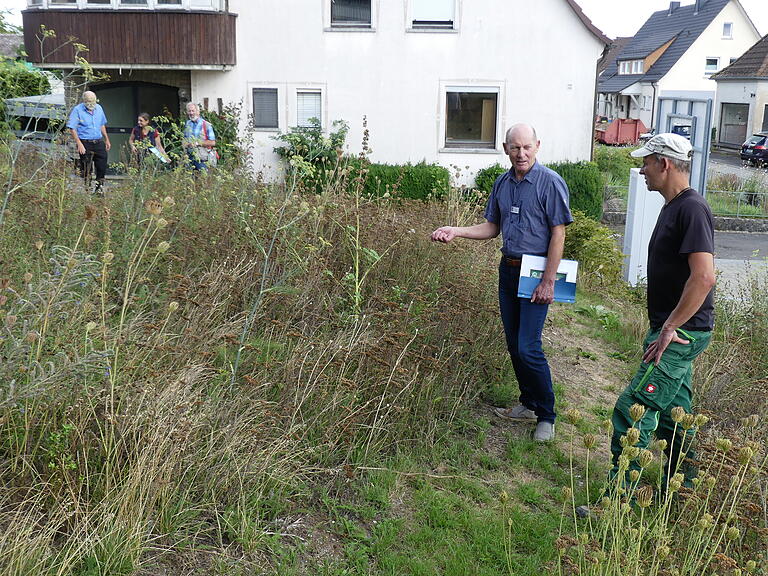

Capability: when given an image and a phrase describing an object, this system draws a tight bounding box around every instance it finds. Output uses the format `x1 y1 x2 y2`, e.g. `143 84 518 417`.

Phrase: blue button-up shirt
67 103 108 140
184 117 216 142
484 161 573 257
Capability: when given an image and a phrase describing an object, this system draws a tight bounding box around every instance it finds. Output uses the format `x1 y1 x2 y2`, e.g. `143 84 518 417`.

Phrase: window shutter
253 88 279 129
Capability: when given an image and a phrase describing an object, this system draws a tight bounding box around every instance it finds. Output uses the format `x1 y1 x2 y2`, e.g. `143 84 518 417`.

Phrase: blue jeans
498 262 556 423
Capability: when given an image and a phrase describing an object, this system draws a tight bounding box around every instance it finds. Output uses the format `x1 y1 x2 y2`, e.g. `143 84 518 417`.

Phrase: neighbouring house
20 0 608 181
711 34 768 147
0 34 24 59
597 0 760 134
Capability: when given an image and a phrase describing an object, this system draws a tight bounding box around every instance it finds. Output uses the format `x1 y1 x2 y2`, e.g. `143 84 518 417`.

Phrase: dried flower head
84 204 96 220
693 413 709 428
157 241 170 253
23 272 33 284
651 438 668 452
636 485 653 508
144 199 163 216
715 438 733 452
564 408 582 425
102 252 114 264
629 403 646 422
582 433 596 450
24 331 37 343
600 419 613 435
6 314 17 328
168 301 179 313
156 218 168 229
626 427 641 446
671 406 686 423
742 414 759 428
629 470 641 483
561 486 572 500
618 455 630 472
34 240 44 251
726 526 740 541
681 413 696 430
745 560 757 573
638 449 654 468
162 196 175 208
738 446 755 466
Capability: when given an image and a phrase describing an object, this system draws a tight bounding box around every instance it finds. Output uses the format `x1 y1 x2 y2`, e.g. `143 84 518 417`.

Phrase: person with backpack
182 102 217 171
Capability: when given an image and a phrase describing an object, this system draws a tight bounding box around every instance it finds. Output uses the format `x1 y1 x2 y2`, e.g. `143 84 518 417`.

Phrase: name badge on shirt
511 206 520 214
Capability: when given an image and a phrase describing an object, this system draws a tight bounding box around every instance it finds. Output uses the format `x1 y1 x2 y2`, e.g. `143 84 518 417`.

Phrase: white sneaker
534 421 555 442
493 404 536 421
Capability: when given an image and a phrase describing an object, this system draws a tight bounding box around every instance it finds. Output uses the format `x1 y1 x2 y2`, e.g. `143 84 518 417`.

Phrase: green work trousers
609 328 712 486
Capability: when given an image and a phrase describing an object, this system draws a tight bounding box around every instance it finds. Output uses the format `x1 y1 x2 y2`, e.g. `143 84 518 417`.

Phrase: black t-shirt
647 188 715 331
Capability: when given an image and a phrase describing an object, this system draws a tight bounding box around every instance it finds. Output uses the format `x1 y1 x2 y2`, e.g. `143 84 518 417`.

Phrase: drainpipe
591 43 610 161
650 82 658 132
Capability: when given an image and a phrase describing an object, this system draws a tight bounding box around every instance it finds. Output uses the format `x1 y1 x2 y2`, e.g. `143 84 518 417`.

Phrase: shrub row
351 160 451 200
473 161 604 220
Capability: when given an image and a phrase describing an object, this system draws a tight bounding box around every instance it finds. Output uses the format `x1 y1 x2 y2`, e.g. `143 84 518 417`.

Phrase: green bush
357 161 451 200
549 161 604 220
564 210 625 292
473 163 506 194
594 145 642 185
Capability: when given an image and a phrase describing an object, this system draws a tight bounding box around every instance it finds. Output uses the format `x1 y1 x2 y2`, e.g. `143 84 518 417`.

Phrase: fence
603 186 768 219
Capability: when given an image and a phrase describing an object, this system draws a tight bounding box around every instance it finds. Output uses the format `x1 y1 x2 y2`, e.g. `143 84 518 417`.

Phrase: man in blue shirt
67 91 110 194
431 124 572 442
183 102 216 171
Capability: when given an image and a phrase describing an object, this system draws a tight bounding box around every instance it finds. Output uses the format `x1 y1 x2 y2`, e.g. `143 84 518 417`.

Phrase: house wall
192 0 605 183
658 1 760 102
714 80 768 143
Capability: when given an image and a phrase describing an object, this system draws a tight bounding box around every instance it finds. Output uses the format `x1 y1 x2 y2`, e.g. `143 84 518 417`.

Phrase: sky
1 0 767 38
576 0 767 38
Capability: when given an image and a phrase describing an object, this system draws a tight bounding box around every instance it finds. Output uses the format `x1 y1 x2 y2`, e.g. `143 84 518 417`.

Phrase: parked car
740 133 768 166
671 124 691 140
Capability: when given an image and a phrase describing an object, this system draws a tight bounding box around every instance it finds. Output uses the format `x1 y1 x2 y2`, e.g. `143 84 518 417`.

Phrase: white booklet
517 254 578 303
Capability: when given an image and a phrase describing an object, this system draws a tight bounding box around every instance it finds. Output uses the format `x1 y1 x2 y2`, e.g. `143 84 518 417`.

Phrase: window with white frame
410 0 455 29
619 60 643 75
120 0 148 5
297 91 322 128
331 0 371 28
444 89 498 149
722 22 733 38
705 57 719 73
27 0 43 5
86 0 112 4
49 0 77 4
252 88 279 129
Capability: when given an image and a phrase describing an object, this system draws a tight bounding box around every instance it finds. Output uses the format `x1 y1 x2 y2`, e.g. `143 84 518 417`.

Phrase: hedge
473 160 604 220
347 160 451 201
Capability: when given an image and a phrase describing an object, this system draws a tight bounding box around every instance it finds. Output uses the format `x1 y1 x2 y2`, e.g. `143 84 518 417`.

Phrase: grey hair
657 154 691 174
505 123 538 144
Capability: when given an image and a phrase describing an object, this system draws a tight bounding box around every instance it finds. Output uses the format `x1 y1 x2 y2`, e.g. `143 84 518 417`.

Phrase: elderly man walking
183 102 217 171
67 90 111 194
431 123 572 442
609 133 716 489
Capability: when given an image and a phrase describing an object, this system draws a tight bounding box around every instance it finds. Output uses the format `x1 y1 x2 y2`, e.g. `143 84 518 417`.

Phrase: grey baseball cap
631 133 693 161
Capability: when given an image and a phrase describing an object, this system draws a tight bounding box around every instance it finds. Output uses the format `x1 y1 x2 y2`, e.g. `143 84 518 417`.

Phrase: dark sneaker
534 421 555 442
493 404 536 421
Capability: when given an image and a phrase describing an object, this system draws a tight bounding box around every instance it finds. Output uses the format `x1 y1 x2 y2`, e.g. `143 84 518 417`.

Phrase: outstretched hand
431 226 456 243
642 328 689 365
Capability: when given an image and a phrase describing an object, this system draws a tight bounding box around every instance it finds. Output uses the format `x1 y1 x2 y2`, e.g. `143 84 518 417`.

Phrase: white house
22 0 608 181
597 0 760 131
194 0 608 181
712 34 768 147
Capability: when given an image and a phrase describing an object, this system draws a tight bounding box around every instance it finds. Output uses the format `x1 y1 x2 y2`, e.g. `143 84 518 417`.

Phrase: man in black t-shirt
608 133 716 490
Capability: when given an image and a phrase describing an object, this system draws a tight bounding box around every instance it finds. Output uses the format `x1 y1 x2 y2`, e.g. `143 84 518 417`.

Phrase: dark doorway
94 81 180 169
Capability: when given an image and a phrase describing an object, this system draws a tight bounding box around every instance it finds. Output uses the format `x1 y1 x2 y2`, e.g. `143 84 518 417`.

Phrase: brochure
517 254 578 303
149 146 170 164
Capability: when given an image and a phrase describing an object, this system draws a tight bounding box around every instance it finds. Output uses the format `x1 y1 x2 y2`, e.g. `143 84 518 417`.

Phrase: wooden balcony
22 9 236 69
